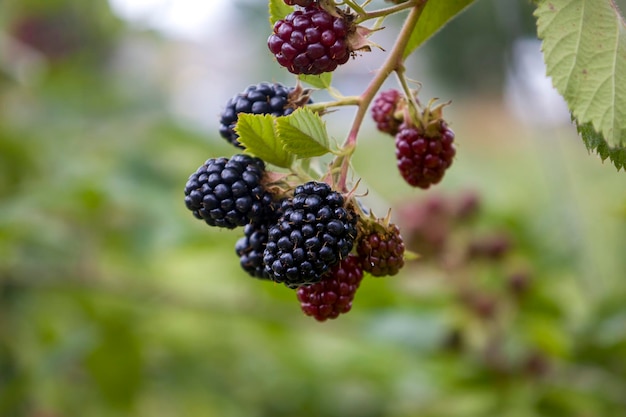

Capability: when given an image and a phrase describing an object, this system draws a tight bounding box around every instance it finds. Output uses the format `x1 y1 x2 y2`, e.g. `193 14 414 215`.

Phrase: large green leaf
403 0 477 58
536 0 626 150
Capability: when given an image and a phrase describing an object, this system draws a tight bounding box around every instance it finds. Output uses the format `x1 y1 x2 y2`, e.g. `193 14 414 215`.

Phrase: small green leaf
536 0 626 148
235 113 293 168
269 0 292 26
276 108 332 158
299 73 333 89
577 120 626 171
403 0 476 58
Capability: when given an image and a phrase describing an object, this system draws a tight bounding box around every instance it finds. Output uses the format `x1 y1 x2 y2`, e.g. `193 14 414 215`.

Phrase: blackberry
219 82 302 148
395 121 456 189
236 222 272 279
268 6 353 75
263 181 358 287
184 154 274 229
357 223 405 276
297 255 363 321
371 89 403 135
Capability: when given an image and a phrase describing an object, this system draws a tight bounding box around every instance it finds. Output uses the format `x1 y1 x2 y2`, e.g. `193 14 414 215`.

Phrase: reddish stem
335 2 427 191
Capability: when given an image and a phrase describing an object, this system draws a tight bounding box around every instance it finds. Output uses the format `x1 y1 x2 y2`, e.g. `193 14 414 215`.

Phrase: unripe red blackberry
184 154 274 229
219 82 307 148
263 181 358 287
371 89 403 135
297 255 363 321
395 121 456 189
357 222 405 276
268 6 353 75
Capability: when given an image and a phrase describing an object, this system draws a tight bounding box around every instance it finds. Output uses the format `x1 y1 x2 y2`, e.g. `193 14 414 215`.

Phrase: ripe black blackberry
296 255 363 321
268 6 353 75
263 181 358 287
236 222 272 279
357 222 405 276
184 154 274 229
371 89 403 136
219 82 306 148
395 121 456 189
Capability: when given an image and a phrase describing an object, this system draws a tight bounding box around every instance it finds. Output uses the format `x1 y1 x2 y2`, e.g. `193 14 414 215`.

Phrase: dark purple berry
371 89 402 135
357 223 405 276
297 255 363 321
395 122 456 189
184 154 274 228
268 6 352 75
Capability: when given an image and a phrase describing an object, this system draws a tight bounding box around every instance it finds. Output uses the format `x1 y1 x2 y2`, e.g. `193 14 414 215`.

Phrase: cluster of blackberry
183 0 461 322
184 80 406 321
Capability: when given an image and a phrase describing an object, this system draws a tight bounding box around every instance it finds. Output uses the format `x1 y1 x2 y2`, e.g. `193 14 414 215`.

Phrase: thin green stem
355 0 419 23
342 0 366 15
306 96 361 112
395 65 422 125
335 1 427 191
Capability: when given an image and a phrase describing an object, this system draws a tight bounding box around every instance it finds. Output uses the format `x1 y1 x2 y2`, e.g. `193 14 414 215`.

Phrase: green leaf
535 0 626 149
403 0 477 58
298 73 333 89
269 0 292 26
235 113 293 168
577 120 626 170
276 108 332 158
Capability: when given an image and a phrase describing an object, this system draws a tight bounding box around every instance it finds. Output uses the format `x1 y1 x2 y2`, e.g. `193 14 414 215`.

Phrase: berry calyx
184 154 274 229
268 6 354 75
371 89 403 136
297 255 363 321
395 102 456 189
219 82 310 148
263 181 358 287
357 221 405 277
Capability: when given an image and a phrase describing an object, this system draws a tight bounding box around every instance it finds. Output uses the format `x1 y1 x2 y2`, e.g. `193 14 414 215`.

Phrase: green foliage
235 113 294 168
535 0 626 169
276 107 333 158
299 73 333 89
403 0 477 58
578 120 626 170
236 109 332 166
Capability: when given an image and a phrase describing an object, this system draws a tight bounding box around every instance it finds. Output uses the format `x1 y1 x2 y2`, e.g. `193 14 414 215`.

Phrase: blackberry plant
183 0 626 321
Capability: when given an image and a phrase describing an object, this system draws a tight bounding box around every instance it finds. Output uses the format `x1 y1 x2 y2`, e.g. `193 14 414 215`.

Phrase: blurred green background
1 0 625 416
